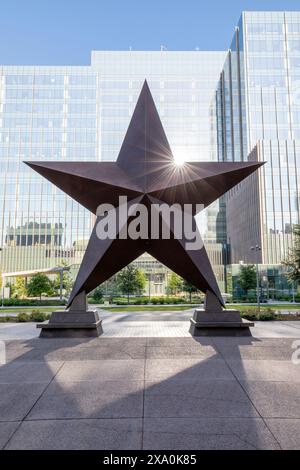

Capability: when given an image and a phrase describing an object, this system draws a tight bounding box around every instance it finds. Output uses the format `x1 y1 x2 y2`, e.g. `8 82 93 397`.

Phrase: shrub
17 313 30 322
259 311 277 321
275 294 292 302
92 286 104 303
241 308 276 321
88 298 97 304
0 316 13 323
190 295 204 305
165 297 178 304
132 298 147 305
30 310 48 322
3 299 66 307
241 311 257 321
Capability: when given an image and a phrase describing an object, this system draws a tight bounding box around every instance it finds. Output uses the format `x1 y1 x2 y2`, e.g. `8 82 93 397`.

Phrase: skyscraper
0 51 226 291
215 11 300 295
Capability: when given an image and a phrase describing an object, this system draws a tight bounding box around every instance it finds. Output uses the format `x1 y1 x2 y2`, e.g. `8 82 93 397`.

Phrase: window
34 75 64 86
5 75 33 85
288 40 300 53
248 39 284 53
247 23 283 34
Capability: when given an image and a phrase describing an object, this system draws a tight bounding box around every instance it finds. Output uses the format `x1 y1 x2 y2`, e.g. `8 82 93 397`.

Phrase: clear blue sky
0 0 299 65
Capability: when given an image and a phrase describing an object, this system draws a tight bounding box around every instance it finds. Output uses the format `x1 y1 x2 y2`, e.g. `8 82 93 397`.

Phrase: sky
0 0 299 65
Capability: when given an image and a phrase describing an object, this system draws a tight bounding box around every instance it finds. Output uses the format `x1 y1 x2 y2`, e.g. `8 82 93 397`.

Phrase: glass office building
215 11 300 295
0 51 226 292
4 11 300 297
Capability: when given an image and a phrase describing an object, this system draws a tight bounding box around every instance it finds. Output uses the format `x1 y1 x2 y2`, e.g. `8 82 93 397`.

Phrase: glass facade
216 11 300 161
0 66 99 275
216 12 300 282
91 51 226 163
0 51 226 290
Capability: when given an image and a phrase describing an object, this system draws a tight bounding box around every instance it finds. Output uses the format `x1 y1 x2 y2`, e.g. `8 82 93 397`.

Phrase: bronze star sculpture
26 81 263 337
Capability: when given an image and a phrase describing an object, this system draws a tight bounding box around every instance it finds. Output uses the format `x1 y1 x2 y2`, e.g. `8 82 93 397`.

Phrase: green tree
236 264 256 296
166 273 183 295
283 224 300 287
12 277 28 299
182 280 198 302
92 285 104 302
103 275 120 303
135 269 147 295
27 273 53 301
117 266 146 303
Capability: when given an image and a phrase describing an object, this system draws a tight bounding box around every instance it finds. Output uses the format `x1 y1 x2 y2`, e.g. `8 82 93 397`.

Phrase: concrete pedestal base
189 309 254 337
37 310 103 338
37 291 103 338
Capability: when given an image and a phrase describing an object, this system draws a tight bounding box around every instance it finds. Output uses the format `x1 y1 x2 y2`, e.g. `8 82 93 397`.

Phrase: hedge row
0 310 50 323
113 296 201 305
2 299 66 307
240 308 276 321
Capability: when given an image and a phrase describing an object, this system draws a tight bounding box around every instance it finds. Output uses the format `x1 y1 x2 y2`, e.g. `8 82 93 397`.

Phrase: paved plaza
0 310 300 450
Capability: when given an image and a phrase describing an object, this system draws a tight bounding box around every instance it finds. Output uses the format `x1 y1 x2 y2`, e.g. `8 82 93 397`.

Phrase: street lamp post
291 278 296 303
148 273 151 302
251 245 261 313
59 269 63 302
262 275 269 302
0 247 3 309
1 275 4 309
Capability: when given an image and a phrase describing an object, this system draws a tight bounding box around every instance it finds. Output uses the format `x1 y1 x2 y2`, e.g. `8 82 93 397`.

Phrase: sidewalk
0 313 300 450
1 309 300 340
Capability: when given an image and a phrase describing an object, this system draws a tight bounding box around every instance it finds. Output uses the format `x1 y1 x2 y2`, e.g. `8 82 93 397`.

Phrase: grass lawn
1 303 300 314
104 303 300 312
0 307 60 314
104 305 196 312
232 303 300 311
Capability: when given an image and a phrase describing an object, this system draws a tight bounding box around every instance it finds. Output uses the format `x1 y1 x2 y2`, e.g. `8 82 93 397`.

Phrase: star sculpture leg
67 196 146 307
67 195 222 309
26 80 264 337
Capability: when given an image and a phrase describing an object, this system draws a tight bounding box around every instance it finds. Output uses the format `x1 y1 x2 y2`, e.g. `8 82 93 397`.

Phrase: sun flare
173 148 186 166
